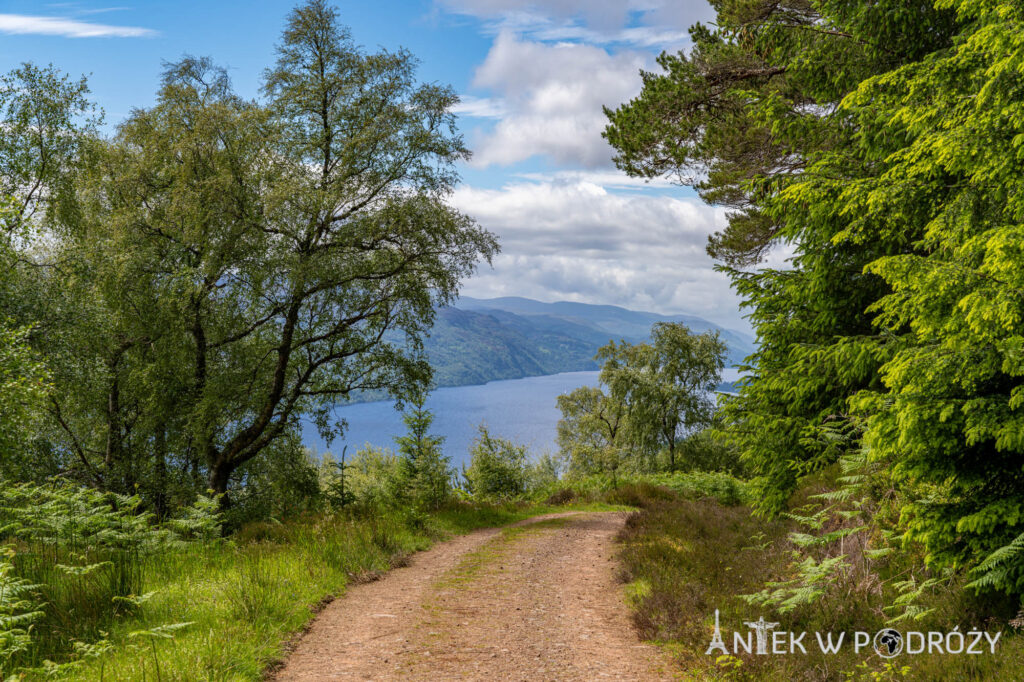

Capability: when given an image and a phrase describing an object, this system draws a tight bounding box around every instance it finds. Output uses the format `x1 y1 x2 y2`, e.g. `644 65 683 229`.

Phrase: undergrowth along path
274 511 673 680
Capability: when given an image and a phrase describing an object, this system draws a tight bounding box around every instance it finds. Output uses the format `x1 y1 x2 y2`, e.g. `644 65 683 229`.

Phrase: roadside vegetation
615 479 1024 681
0 420 640 679
4 0 1024 680
600 0 1024 679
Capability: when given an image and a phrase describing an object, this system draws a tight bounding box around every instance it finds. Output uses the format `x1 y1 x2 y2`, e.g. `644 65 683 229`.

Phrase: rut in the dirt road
274 511 674 681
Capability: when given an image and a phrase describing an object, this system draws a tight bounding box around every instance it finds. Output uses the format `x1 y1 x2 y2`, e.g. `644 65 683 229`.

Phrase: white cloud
467 32 648 167
436 0 715 46
512 169 679 191
0 13 155 38
451 179 746 327
439 0 743 327
451 95 507 119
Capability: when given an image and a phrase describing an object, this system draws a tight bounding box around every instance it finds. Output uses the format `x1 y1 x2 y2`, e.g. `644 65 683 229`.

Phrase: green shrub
338 445 406 510
525 453 563 494
545 488 576 506
675 428 746 476
647 471 750 506
603 482 676 508
166 493 223 542
532 471 750 508
462 426 528 499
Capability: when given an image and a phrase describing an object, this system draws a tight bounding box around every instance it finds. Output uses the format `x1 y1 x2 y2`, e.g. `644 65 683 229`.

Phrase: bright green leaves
607 0 1024 596
463 427 528 499
835 0 1024 592
556 323 726 476
556 385 630 478
606 1 959 513
599 323 726 472
0 63 100 237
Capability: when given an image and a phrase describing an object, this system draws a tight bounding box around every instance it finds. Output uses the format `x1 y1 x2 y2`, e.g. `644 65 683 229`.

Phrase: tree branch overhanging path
0 0 497 502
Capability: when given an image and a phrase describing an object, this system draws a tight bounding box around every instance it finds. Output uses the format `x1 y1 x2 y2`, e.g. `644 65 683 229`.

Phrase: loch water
301 368 742 468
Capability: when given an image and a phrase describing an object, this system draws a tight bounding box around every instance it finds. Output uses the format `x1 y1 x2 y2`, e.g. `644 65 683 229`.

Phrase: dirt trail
275 511 674 681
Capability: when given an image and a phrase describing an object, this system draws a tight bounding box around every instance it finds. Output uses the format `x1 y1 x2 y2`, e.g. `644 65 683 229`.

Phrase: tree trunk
208 458 233 502
153 427 168 520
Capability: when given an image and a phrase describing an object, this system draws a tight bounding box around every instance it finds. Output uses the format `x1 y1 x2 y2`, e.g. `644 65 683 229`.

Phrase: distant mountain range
422 297 754 389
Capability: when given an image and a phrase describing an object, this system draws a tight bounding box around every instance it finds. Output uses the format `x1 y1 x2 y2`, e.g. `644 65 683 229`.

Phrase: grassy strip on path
433 516 576 591
53 501 623 681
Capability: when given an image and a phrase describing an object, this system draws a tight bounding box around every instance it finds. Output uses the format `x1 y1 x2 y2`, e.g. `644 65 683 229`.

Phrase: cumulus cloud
439 0 744 325
450 179 746 327
0 13 155 38
466 33 647 167
448 2 718 166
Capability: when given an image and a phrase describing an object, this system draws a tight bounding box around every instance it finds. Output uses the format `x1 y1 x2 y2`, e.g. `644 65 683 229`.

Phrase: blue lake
301 368 741 469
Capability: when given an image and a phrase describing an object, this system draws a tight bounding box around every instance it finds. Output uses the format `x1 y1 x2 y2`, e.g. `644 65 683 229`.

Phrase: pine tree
604 0 958 511
394 397 451 510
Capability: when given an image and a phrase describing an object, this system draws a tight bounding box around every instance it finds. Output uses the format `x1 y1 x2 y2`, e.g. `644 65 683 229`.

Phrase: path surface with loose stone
274 511 675 681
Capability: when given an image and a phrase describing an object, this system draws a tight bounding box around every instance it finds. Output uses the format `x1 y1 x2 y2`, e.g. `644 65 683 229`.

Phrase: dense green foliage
557 385 630 478
842 0 1024 594
600 323 726 471
556 322 730 475
0 482 219 674
462 426 529 499
606 0 1024 598
604 0 957 512
0 323 47 473
0 0 495 509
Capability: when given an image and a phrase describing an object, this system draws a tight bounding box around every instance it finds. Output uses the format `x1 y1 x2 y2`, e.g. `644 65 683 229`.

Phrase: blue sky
0 0 760 331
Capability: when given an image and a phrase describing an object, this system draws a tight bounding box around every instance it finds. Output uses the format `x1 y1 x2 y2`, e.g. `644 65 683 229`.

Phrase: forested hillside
423 297 754 388
458 296 754 358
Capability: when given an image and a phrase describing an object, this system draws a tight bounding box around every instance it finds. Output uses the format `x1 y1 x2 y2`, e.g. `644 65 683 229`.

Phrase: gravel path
274 511 674 681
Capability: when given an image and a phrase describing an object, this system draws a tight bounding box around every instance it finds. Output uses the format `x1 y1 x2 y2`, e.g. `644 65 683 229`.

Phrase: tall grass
532 471 751 508
615 485 1024 681
63 501 627 681
0 480 621 681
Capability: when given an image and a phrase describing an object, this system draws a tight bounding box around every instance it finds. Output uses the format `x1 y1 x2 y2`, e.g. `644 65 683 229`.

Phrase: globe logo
873 629 903 658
